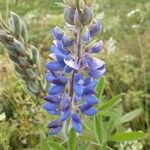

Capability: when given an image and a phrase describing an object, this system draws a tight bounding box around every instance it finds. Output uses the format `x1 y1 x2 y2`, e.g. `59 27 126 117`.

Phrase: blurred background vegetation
0 0 149 150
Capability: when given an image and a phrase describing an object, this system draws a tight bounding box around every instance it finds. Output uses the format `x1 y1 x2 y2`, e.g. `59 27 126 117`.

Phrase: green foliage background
0 0 149 149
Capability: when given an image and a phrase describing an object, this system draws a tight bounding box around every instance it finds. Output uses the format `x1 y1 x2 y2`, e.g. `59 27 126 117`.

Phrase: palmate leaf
68 128 77 150
109 131 145 142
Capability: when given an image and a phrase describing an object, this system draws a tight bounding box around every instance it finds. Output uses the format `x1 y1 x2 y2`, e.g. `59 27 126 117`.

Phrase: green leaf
39 139 51 150
94 114 106 144
31 46 39 64
96 77 104 98
79 143 89 150
84 118 94 132
49 141 66 150
106 104 123 134
99 93 124 111
27 81 40 95
68 128 77 150
94 115 102 143
10 12 22 38
119 108 142 124
55 2 66 8
109 131 145 142
21 21 28 43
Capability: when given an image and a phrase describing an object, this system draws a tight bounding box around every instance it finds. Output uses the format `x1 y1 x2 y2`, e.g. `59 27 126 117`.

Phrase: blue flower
87 58 106 79
46 72 68 95
43 1 106 135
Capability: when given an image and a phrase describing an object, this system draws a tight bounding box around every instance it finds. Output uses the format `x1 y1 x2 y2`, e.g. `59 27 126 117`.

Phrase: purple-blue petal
49 126 62 135
64 65 73 73
45 73 67 85
51 45 65 56
44 95 60 103
48 85 65 95
62 35 74 47
61 97 71 111
87 58 105 70
82 29 90 43
74 73 83 82
83 95 98 105
45 73 56 82
88 67 106 78
83 87 96 95
83 77 92 86
74 84 83 96
79 102 92 111
90 40 103 53
82 108 97 116
60 109 71 121
64 58 78 70
43 102 58 111
90 20 102 37
48 119 62 128
46 61 65 71
47 110 59 115
52 26 64 40
71 113 83 133
53 40 70 55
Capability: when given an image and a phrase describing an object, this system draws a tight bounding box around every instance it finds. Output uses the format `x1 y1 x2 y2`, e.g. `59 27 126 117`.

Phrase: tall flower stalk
43 0 105 134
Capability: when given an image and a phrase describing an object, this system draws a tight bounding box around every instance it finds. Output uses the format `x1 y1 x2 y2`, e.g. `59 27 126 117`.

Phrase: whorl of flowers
43 0 105 135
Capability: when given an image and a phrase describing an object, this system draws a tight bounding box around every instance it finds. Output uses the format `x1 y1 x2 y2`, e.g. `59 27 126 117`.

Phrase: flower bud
52 26 64 41
82 28 90 43
62 35 74 47
64 6 75 25
89 40 104 53
74 9 82 27
90 20 102 37
82 6 93 26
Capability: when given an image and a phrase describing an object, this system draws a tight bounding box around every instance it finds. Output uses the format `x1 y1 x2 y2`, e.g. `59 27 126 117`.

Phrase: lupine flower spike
43 0 106 135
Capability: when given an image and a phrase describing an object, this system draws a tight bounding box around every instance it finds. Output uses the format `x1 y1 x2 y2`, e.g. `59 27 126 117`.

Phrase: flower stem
69 28 83 108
